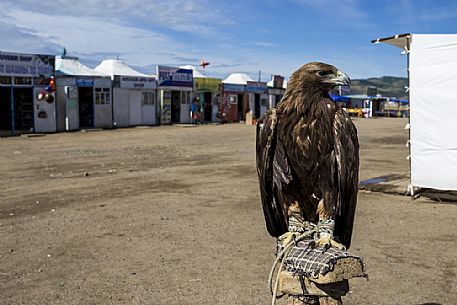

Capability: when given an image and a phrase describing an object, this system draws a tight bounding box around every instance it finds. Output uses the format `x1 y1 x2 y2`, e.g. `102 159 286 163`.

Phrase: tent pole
406 36 413 198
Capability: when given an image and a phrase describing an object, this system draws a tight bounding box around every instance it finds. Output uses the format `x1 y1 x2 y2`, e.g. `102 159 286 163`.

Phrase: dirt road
1 119 456 305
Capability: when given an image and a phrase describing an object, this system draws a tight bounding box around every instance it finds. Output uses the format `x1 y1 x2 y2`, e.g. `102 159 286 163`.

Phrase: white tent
179 65 206 78
94 59 148 77
372 33 457 192
55 56 103 76
222 73 254 84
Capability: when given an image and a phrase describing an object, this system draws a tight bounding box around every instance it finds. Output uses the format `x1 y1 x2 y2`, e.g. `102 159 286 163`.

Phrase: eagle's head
289 62 350 92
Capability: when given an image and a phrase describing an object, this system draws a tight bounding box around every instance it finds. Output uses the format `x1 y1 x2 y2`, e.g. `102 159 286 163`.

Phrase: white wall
410 34 457 190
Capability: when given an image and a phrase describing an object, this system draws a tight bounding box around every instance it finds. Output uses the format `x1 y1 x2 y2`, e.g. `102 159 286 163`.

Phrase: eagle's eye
316 70 334 77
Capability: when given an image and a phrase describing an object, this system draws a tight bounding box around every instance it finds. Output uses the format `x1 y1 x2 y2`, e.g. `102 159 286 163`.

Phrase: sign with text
76 77 94 87
246 81 268 93
0 51 54 77
223 83 245 92
114 75 157 89
157 66 193 88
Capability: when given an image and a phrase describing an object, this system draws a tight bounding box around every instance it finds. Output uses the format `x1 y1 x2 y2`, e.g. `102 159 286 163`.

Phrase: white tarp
55 56 103 76
222 73 254 84
94 59 148 77
409 34 457 190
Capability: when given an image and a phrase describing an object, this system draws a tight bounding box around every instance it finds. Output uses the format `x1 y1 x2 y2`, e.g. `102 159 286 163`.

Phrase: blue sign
0 51 54 77
246 81 268 93
76 77 94 87
223 83 245 92
157 66 193 88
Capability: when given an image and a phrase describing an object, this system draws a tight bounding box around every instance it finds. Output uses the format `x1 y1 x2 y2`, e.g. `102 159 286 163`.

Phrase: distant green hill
350 76 408 100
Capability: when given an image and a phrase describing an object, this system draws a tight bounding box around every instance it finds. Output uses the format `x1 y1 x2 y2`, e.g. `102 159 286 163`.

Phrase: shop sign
114 75 157 89
157 66 193 87
223 83 245 92
195 77 221 92
246 81 268 93
76 77 94 87
0 51 54 77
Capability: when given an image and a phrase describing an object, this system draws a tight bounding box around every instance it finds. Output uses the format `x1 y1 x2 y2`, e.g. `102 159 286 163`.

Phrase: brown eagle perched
256 62 359 250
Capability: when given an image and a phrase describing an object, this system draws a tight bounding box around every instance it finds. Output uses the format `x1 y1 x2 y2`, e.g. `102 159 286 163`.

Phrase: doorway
171 91 181 123
275 94 282 107
13 87 33 131
254 93 261 119
237 93 244 121
0 87 12 131
78 87 94 128
203 92 212 122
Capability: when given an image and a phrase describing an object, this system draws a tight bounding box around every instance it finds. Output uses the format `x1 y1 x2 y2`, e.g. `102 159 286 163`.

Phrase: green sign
195 77 221 93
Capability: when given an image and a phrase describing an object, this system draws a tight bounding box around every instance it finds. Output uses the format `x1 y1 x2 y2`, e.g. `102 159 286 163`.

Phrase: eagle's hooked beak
326 70 351 86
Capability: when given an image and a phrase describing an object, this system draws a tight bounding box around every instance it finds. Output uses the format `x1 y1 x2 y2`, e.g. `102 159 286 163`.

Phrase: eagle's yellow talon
330 239 346 251
278 231 296 247
314 235 346 250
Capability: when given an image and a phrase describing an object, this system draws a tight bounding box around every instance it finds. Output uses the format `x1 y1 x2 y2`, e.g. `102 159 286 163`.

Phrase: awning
371 33 411 51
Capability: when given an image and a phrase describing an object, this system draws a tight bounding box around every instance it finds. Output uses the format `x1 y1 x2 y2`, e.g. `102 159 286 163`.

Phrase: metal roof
371 33 411 51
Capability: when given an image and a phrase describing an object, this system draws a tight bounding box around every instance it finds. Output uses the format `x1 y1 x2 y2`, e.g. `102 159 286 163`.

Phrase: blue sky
1 0 456 80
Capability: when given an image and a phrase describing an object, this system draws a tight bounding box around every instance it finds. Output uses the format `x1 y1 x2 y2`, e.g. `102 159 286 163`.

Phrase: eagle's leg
314 200 346 250
278 201 304 247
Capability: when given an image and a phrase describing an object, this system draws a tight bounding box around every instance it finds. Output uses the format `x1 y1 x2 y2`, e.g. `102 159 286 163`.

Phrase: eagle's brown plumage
256 62 359 249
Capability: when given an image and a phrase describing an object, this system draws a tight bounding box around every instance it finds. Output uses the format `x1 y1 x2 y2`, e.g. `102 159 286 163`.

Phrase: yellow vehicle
347 108 363 117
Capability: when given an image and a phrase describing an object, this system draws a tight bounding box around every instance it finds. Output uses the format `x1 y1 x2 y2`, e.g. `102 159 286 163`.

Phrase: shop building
220 73 254 122
0 51 55 135
95 59 157 127
246 81 269 119
55 56 112 131
157 66 193 124
267 75 286 109
182 65 221 123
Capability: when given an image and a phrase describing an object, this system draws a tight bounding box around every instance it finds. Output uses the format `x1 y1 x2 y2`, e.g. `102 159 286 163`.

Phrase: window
13 77 32 85
33 76 51 86
181 91 191 104
142 91 155 105
95 87 111 105
0 76 11 85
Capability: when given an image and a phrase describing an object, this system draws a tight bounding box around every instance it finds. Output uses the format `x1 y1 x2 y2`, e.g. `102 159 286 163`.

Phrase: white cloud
0 21 62 54
0 0 405 79
0 0 233 35
0 8 206 71
0 1 248 76
0 1 291 78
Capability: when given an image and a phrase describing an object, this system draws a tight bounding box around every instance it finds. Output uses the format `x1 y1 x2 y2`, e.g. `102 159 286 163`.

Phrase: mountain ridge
349 76 408 100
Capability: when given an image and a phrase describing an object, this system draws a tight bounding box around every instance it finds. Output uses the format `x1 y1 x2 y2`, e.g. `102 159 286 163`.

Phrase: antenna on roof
258 70 261 82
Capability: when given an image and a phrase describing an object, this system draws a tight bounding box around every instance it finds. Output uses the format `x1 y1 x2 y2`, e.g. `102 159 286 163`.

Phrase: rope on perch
268 216 367 305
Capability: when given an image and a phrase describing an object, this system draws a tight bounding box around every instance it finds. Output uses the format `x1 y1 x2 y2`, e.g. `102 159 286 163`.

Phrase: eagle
256 62 359 250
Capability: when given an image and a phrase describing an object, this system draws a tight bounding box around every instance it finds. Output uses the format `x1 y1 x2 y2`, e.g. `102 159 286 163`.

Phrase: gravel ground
0 119 456 305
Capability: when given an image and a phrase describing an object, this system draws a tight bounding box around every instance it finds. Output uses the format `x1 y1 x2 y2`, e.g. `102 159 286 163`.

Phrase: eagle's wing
333 109 359 249
256 109 290 237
